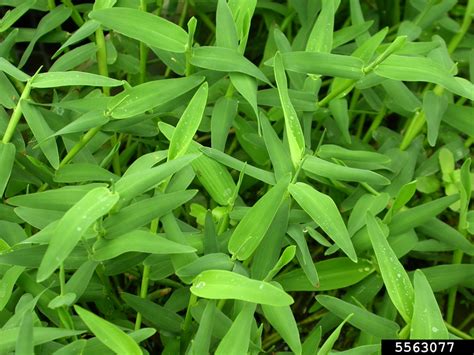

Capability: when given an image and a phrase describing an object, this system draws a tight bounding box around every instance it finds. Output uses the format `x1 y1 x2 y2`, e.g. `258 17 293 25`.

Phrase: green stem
95 28 109 96
362 106 386 143
47 0 56 10
398 324 410 339
446 249 463 323
139 0 148 84
445 321 473 339
134 264 150 330
2 79 33 144
61 0 84 27
59 126 102 167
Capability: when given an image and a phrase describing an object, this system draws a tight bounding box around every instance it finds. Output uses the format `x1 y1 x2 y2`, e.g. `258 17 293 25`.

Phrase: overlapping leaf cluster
0 0 473 353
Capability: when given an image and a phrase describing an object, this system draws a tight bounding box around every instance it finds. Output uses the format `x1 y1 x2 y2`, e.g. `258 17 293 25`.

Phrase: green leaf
169 82 208 160
229 72 259 119
216 0 238 49
188 300 216 354
114 154 199 204
268 52 364 79
0 57 31 81
50 43 97 72
228 176 290 260
366 213 414 323
274 52 305 168
54 20 100 57
92 230 196 261
0 327 83 353
388 194 459 235
375 55 474 100
0 142 15 197
260 113 293 181
74 305 142 355
410 270 449 339
190 46 270 83
289 182 357 262
306 0 339 53
328 98 351 143
0 0 36 33
31 71 123 88
316 295 400 338
264 245 296 281
275 257 373 291
317 314 353 355
89 7 188 53
211 96 238 151
215 303 256 355
37 187 119 282
107 76 203 119
200 146 275 185
54 163 118 183
18 6 72 68
303 156 390 185
121 293 183 334
262 298 302 354
20 101 59 169
16 311 33 355
103 190 197 238
176 253 234 283
191 270 294 306
0 265 25 311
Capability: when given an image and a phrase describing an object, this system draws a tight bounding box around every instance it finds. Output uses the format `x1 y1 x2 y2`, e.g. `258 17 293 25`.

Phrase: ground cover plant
0 0 473 353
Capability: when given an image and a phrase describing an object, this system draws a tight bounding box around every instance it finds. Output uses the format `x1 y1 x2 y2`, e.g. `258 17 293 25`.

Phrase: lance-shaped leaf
215 303 256 355
316 295 400 339
228 175 290 260
191 46 270 84
92 230 196 261
289 182 357 262
0 142 15 197
37 187 119 282
366 213 414 323
31 71 123 88
74 305 142 355
274 52 305 168
169 82 208 160
107 76 204 119
89 7 188 53
303 156 390 185
410 270 449 339
191 270 293 306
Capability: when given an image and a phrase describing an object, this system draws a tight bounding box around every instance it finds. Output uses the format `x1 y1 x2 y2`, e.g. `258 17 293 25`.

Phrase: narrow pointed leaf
289 182 357 262
191 270 293 306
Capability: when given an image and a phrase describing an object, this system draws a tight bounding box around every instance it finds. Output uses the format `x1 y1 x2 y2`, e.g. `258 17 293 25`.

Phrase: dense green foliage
0 0 473 353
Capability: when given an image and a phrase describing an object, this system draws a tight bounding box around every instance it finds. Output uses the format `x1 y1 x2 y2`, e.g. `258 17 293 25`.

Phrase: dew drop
77 227 83 232
431 326 439 333
364 267 370 272
259 284 264 290
195 281 206 289
397 273 401 278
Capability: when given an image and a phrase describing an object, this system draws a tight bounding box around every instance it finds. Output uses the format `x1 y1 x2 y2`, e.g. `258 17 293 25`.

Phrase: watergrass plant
0 0 473 353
